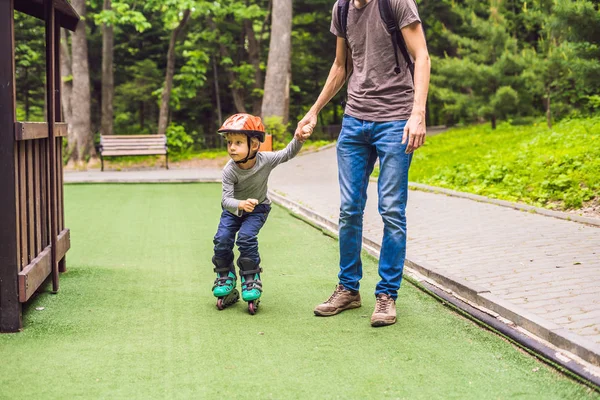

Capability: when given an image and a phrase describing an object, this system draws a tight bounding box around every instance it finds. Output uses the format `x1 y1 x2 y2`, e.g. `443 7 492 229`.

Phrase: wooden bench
98 135 169 171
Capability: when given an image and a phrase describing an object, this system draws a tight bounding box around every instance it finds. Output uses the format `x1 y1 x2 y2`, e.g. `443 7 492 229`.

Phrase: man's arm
401 21 430 153
295 37 350 138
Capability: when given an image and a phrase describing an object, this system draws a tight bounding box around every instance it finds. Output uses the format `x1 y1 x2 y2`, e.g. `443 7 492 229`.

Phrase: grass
171 148 229 161
375 117 600 210
0 184 597 399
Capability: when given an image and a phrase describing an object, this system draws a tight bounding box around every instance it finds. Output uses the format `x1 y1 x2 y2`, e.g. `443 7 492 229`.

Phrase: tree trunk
157 9 191 137
491 114 497 130
213 56 223 125
140 101 144 130
244 19 263 115
101 0 114 136
71 0 95 162
60 28 75 158
261 0 292 124
213 56 224 148
24 68 30 120
546 88 552 129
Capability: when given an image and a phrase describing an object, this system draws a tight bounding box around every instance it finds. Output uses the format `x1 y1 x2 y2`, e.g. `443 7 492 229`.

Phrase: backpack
337 0 415 79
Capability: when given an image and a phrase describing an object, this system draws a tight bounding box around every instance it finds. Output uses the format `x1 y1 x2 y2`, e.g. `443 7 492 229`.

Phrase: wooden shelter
0 0 78 332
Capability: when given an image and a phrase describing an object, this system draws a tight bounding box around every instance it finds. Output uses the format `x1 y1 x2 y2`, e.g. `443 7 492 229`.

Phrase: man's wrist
307 107 320 119
410 108 425 118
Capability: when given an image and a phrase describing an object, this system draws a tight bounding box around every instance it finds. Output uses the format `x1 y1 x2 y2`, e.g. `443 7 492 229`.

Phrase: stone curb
268 188 600 368
406 182 600 227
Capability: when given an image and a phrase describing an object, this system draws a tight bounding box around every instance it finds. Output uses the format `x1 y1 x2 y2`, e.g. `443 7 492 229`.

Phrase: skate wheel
248 301 257 315
217 298 225 310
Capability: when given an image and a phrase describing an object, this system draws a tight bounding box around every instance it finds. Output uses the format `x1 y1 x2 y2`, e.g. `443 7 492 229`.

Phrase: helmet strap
235 136 258 165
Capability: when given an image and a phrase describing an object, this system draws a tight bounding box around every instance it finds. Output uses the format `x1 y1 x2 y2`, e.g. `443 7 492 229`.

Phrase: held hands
402 111 426 154
295 113 317 142
239 198 259 213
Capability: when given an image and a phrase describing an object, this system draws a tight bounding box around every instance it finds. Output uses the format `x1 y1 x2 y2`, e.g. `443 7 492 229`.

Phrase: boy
211 113 309 314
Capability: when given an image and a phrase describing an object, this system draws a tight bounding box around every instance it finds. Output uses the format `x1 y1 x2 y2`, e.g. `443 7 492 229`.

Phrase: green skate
238 257 263 315
212 256 239 310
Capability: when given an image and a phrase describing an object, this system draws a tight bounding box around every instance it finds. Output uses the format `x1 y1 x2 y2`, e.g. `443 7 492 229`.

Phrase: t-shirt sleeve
393 0 421 29
330 1 344 38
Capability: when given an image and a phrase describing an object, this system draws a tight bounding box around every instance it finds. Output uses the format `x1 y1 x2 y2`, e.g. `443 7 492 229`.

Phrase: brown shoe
314 285 361 316
371 294 396 327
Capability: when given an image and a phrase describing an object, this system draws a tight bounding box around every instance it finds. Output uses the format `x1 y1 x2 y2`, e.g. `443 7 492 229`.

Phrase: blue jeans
213 204 271 265
337 115 412 300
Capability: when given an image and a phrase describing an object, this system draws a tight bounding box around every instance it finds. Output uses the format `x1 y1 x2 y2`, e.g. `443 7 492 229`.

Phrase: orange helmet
218 113 266 143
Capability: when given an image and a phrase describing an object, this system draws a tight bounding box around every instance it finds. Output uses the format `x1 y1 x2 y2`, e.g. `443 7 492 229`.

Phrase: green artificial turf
0 184 597 399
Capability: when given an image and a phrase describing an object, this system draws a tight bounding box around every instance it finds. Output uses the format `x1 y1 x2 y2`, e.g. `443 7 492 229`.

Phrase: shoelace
326 287 344 304
375 296 392 313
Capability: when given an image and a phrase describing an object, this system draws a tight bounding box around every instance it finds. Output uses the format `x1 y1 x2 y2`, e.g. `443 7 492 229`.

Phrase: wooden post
45 0 59 292
0 0 22 332
55 11 66 273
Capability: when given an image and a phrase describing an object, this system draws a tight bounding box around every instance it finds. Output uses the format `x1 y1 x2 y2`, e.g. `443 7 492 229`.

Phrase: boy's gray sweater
221 138 303 216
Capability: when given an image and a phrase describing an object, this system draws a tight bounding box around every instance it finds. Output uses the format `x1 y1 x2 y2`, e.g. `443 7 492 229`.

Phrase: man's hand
402 111 426 154
295 112 317 142
239 198 259 212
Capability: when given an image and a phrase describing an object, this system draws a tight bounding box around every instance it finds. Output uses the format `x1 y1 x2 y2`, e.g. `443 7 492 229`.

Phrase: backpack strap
337 0 351 107
337 0 350 39
378 0 415 79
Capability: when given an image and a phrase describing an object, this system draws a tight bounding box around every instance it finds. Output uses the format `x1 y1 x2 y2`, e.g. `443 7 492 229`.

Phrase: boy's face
225 133 258 162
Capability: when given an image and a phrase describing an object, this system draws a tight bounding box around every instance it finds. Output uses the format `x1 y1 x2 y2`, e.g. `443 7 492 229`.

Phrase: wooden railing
14 123 70 304
0 0 73 332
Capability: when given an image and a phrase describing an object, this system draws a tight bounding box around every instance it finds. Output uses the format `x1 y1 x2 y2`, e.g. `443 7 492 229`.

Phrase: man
295 0 430 327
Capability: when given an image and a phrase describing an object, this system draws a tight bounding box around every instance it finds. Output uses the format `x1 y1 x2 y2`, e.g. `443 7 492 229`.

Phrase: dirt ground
568 198 600 221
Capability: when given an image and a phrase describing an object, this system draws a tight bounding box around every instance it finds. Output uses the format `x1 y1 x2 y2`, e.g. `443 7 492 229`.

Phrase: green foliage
263 116 290 149
114 59 163 135
13 0 600 150
94 1 152 32
398 118 600 210
166 123 194 155
172 48 210 107
428 0 600 128
14 12 46 122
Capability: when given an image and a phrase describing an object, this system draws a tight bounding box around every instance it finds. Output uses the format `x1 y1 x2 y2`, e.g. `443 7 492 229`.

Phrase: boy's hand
295 113 316 142
296 125 313 143
239 198 259 212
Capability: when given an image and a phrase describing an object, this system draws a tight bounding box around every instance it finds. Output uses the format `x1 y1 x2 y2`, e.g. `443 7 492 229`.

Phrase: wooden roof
14 0 80 31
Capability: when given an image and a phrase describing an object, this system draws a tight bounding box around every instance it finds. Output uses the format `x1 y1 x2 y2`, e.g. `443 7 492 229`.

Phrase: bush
263 116 290 150
166 124 194 156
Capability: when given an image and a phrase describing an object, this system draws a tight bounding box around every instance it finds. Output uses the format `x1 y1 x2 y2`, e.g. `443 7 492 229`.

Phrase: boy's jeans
213 204 271 265
337 115 412 300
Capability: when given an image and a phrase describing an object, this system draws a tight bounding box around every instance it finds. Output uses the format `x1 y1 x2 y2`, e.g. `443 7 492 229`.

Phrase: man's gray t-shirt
221 138 303 216
331 0 421 121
